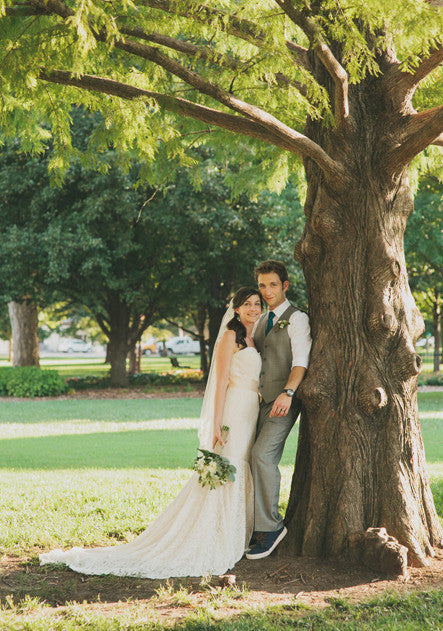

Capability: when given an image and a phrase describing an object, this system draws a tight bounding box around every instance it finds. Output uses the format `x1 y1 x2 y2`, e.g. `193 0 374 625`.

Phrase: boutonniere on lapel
276 320 290 329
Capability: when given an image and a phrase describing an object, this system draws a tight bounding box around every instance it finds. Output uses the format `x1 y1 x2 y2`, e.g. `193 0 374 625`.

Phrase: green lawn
0 393 441 552
0 353 437 377
0 392 442 630
1 590 442 630
39 355 202 378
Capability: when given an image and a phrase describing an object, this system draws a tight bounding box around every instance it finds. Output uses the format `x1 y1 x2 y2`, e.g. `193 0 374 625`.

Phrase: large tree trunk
8 301 40 367
196 303 209 376
107 298 130 387
284 74 443 568
432 290 441 374
127 342 142 375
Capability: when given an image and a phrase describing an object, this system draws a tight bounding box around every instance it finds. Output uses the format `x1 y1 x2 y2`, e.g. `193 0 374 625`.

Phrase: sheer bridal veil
198 300 234 450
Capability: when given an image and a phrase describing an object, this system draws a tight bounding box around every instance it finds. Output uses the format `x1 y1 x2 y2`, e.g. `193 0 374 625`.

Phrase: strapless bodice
228 347 261 392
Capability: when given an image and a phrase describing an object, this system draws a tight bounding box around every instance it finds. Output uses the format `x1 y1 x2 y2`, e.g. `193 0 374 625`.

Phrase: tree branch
5 4 49 15
164 317 204 340
389 105 443 168
401 42 443 93
274 0 349 127
95 312 110 337
141 0 312 72
431 132 443 146
39 68 346 184
31 0 329 161
120 25 308 96
120 26 240 71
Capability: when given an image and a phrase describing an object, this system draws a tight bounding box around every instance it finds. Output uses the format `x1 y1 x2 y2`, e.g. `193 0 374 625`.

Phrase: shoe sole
245 527 287 560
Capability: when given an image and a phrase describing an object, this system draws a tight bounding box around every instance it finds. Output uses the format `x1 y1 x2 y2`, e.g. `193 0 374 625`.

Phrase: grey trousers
251 398 301 532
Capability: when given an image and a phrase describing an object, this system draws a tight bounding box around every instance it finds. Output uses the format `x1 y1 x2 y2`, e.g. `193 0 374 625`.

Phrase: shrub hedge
0 366 69 397
66 369 204 391
2 365 438 396
418 372 443 386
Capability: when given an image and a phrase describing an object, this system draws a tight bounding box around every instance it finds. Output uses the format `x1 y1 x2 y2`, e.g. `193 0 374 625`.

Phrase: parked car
416 336 434 348
142 338 158 355
59 338 93 353
165 336 201 355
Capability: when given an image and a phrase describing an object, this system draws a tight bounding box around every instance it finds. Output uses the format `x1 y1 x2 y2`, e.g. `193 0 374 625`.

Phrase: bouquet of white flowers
193 426 236 489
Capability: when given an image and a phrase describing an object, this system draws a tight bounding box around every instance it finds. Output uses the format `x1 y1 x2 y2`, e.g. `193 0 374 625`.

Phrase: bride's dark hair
227 287 263 347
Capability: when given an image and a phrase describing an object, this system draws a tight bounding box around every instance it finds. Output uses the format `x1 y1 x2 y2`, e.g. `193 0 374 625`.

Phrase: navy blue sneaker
245 526 287 559
245 531 259 553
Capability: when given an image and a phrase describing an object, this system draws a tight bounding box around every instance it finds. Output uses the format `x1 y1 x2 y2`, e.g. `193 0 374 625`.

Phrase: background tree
0 140 57 366
405 177 443 373
41 161 195 387
1 0 442 565
0 133 190 385
0 303 12 361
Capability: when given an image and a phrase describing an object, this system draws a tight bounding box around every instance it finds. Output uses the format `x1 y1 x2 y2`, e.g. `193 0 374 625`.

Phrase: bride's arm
212 330 236 449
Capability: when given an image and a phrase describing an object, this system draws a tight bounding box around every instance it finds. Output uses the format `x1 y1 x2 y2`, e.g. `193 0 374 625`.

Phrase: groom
246 259 311 560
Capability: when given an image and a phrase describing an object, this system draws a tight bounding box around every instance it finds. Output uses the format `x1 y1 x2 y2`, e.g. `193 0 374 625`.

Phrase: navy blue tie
265 312 275 335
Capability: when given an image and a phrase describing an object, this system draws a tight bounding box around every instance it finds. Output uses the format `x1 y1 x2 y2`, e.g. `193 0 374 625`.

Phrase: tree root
348 527 409 577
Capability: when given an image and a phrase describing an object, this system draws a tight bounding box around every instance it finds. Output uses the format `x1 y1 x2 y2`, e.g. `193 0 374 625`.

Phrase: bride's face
236 294 262 327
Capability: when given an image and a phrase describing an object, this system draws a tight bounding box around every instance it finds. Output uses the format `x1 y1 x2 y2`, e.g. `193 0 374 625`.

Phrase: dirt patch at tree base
1 549 442 622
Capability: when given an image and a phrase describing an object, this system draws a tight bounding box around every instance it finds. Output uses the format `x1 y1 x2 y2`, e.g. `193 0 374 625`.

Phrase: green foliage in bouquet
193 449 237 490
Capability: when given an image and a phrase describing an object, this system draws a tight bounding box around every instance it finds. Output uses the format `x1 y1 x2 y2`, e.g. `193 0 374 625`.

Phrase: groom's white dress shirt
256 299 311 369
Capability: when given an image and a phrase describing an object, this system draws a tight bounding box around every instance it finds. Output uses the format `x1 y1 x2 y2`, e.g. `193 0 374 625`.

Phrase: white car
416 336 434 348
165 336 200 355
59 338 93 353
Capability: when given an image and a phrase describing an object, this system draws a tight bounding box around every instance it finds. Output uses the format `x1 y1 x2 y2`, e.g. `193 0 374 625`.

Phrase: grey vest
254 305 297 403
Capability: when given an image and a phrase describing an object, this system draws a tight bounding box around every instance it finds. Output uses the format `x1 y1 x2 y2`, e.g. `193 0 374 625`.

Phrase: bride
40 287 263 578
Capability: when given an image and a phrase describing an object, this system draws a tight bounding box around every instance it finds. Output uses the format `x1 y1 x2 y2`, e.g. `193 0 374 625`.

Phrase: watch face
285 389 295 397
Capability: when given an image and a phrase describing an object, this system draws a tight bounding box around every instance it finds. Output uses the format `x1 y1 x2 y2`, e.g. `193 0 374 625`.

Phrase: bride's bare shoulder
220 329 236 344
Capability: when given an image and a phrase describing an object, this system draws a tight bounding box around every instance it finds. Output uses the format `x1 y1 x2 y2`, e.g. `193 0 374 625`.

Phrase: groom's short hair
255 260 289 284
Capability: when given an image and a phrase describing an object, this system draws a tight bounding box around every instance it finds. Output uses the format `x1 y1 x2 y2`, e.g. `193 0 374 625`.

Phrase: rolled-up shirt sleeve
288 311 311 369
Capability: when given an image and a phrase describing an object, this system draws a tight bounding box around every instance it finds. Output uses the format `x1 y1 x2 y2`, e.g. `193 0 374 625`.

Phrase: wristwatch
283 388 295 397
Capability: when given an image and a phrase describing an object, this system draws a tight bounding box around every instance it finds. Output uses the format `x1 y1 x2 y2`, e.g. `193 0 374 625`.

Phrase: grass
40 356 202 378
1 590 442 629
1 393 441 552
0 392 442 629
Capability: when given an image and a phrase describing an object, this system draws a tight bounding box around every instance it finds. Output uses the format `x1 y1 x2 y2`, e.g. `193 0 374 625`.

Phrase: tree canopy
0 0 441 193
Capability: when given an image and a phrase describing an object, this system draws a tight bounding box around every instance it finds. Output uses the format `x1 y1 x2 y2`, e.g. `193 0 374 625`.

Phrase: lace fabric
40 347 262 578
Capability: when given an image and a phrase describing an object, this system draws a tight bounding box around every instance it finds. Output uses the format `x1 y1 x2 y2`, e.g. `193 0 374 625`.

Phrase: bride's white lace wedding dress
40 347 261 578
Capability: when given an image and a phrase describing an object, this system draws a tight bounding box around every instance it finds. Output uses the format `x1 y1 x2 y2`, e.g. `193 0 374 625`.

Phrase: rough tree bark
7 301 40 367
195 303 209 376
284 55 443 567
105 299 130 387
128 343 142 375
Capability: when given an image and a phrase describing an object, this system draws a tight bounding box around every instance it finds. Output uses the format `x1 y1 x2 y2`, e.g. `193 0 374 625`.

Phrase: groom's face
257 272 288 310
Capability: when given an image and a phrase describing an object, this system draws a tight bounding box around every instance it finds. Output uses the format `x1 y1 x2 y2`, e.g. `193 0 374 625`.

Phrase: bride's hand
213 424 226 449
